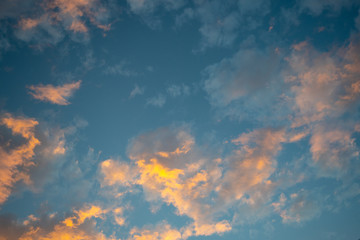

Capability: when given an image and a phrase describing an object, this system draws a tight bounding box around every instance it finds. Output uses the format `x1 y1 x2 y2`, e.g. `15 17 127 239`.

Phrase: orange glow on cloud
0 115 40 205
28 80 81 105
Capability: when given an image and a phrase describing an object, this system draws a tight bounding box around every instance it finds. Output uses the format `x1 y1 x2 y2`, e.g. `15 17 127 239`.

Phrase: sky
0 0 360 239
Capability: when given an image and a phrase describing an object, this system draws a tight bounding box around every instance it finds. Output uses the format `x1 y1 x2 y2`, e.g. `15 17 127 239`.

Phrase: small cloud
166 84 190 97
28 80 81 105
146 66 154 72
129 84 145 99
104 61 137 77
146 94 166 107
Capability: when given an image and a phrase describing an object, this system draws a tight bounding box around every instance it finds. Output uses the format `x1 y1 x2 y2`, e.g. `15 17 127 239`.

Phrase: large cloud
0 113 78 206
101 126 231 238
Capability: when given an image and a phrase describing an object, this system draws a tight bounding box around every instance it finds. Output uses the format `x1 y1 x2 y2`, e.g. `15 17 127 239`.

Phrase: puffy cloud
286 37 360 127
218 128 286 208
28 80 81 105
102 126 231 238
100 159 135 187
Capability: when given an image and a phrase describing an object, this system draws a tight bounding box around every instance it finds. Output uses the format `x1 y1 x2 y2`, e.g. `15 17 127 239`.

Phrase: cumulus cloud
286 38 360 127
217 128 286 211
28 80 81 105
101 126 231 238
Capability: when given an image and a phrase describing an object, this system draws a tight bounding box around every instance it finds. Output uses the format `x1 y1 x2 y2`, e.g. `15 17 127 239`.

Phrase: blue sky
0 0 360 239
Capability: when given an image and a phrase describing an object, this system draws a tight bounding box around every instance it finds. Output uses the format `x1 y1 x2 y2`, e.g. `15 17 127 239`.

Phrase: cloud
127 0 186 29
129 84 145 99
273 190 321 224
166 84 189 97
310 124 359 177
0 114 40 205
146 94 166 107
11 0 114 47
0 204 110 240
101 126 231 238
285 37 360 127
129 221 181 240
218 128 286 208
28 80 81 105
297 0 356 16
0 112 87 206
104 61 138 77
203 46 283 121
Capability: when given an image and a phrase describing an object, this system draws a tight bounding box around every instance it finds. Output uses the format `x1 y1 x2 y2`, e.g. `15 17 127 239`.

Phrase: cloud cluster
0 113 83 206
101 126 232 238
0 204 110 240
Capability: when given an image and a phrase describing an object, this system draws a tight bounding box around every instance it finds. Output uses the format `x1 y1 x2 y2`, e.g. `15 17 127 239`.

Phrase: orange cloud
0 113 68 205
219 128 286 206
287 37 360 127
17 204 110 240
101 127 232 238
28 80 81 105
310 124 358 175
0 114 40 205
129 222 181 240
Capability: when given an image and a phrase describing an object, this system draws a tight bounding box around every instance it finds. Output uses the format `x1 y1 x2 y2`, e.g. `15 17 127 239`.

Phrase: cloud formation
28 80 81 105
0 114 40 205
0 204 110 240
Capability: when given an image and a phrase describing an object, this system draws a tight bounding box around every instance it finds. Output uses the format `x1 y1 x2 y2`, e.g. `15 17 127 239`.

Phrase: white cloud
146 94 166 107
129 84 145 98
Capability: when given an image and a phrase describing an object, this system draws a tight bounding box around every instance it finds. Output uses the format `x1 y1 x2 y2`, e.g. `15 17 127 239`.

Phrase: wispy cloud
129 84 145 98
146 94 166 107
28 80 81 105
104 61 138 77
